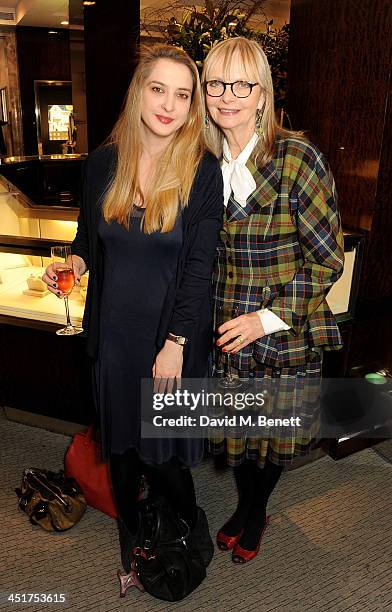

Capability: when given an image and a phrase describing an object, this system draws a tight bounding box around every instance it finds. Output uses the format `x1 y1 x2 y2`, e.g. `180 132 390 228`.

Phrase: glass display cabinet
0 162 93 426
0 172 86 330
0 154 87 330
326 231 363 322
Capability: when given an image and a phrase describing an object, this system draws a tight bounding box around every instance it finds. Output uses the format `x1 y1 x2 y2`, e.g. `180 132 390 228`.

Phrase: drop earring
204 113 210 129
255 109 263 137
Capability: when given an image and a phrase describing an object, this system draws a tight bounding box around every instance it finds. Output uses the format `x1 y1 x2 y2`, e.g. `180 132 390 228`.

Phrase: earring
255 109 263 137
204 113 210 129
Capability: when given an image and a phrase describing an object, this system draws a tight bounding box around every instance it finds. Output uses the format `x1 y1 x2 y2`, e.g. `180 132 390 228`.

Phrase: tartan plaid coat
213 136 345 370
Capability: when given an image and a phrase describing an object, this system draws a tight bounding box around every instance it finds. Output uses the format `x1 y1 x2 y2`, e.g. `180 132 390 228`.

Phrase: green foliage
143 1 290 109
257 23 290 109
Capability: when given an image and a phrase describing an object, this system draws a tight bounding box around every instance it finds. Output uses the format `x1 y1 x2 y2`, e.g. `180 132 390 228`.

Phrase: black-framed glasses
205 80 259 98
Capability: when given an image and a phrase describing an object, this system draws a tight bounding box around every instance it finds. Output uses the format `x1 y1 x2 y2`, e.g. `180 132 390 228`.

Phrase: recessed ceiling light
48 31 59 34
61 20 69 25
83 1 96 5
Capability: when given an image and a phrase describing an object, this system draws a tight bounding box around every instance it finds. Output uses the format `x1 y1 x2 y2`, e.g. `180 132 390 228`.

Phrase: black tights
110 448 198 535
222 458 284 548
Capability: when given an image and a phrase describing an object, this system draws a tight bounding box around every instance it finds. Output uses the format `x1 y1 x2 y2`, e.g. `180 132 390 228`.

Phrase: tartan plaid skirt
208 349 323 467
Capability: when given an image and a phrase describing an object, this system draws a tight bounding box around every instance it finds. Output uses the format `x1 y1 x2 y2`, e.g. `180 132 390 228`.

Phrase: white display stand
0 265 84 325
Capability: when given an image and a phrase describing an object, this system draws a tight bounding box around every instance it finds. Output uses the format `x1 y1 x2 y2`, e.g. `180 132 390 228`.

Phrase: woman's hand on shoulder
216 312 265 354
152 340 183 393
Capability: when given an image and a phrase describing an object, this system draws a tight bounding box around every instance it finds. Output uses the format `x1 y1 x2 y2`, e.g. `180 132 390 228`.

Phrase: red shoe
216 527 243 551
232 516 270 563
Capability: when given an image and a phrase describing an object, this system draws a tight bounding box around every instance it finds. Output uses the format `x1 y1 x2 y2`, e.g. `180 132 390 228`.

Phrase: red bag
64 426 118 519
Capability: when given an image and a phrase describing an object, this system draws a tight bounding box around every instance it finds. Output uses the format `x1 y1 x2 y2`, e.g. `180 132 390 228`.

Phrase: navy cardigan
72 145 223 377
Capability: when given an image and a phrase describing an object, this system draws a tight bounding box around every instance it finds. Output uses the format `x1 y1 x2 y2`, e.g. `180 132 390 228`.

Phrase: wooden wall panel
0 323 94 425
16 27 71 156
286 0 392 384
287 0 392 232
83 0 140 151
360 67 392 300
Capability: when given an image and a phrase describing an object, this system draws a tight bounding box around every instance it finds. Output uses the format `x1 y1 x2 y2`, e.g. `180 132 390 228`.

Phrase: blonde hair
201 37 303 167
103 44 205 233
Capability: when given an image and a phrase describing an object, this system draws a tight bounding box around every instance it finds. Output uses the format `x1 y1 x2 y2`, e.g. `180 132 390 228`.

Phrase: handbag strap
85 425 95 442
139 501 190 552
24 469 69 508
141 504 161 553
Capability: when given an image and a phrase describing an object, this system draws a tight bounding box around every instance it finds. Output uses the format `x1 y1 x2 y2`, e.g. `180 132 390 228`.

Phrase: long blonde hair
103 44 205 233
201 37 303 167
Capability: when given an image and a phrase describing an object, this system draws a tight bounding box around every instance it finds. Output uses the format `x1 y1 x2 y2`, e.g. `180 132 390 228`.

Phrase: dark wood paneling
287 0 392 232
16 27 71 156
286 0 392 458
347 313 392 374
83 0 140 151
359 66 392 300
287 0 392 316
0 323 95 425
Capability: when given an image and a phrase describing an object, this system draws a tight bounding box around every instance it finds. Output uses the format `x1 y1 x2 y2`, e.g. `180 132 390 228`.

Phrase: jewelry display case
326 231 363 323
0 167 93 426
0 171 86 330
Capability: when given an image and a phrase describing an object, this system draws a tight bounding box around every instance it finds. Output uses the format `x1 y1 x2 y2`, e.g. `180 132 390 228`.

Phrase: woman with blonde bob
202 37 344 563
43 44 223 586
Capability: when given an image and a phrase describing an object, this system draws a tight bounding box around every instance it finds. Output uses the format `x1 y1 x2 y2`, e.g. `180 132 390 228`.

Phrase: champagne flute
216 305 243 389
51 245 83 336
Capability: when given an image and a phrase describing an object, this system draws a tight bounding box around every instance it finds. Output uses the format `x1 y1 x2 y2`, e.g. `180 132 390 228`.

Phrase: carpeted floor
372 439 392 465
0 409 391 612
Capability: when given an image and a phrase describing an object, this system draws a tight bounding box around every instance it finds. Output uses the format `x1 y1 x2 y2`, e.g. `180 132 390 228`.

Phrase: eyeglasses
205 80 259 98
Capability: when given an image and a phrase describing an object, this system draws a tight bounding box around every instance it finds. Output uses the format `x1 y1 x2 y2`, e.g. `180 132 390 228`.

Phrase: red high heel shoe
216 527 243 551
232 516 270 563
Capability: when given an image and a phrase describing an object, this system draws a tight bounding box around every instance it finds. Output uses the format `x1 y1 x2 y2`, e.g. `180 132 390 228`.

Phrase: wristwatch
167 332 189 346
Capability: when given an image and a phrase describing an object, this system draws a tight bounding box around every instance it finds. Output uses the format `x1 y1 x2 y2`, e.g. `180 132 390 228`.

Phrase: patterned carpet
0 408 391 612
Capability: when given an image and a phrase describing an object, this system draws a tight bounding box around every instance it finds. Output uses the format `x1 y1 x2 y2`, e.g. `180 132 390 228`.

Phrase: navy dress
94 208 203 466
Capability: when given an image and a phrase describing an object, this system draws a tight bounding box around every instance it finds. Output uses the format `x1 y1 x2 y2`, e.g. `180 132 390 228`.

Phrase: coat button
228 256 233 265
262 286 271 297
228 271 233 279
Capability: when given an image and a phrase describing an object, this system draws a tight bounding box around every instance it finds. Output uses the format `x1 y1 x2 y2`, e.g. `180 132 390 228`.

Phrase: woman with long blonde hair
202 37 344 564
43 44 223 590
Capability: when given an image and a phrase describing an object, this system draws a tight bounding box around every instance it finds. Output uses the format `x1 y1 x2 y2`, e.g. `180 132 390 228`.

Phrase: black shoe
187 507 214 568
117 518 139 573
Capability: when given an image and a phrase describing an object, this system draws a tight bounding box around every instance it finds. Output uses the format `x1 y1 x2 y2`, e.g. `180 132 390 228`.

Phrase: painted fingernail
57 291 61 296
53 276 57 281
222 348 227 352
52 283 57 288
216 340 220 346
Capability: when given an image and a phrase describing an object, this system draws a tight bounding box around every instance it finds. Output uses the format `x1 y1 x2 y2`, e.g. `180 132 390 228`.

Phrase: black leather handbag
118 497 206 602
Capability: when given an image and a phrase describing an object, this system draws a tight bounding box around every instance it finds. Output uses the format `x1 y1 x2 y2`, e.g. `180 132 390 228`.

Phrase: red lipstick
155 115 174 124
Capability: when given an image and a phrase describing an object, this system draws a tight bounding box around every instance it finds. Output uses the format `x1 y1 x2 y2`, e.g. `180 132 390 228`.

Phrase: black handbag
15 468 86 532
118 497 206 602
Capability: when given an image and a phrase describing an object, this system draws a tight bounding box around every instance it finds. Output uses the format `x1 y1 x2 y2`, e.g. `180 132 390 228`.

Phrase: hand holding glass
216 305 242 389
51 245 83 336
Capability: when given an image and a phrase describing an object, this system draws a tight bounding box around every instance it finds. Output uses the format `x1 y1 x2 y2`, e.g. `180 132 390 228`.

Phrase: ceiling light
61 20 69 25
48 31 59 34
83 1 96 6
